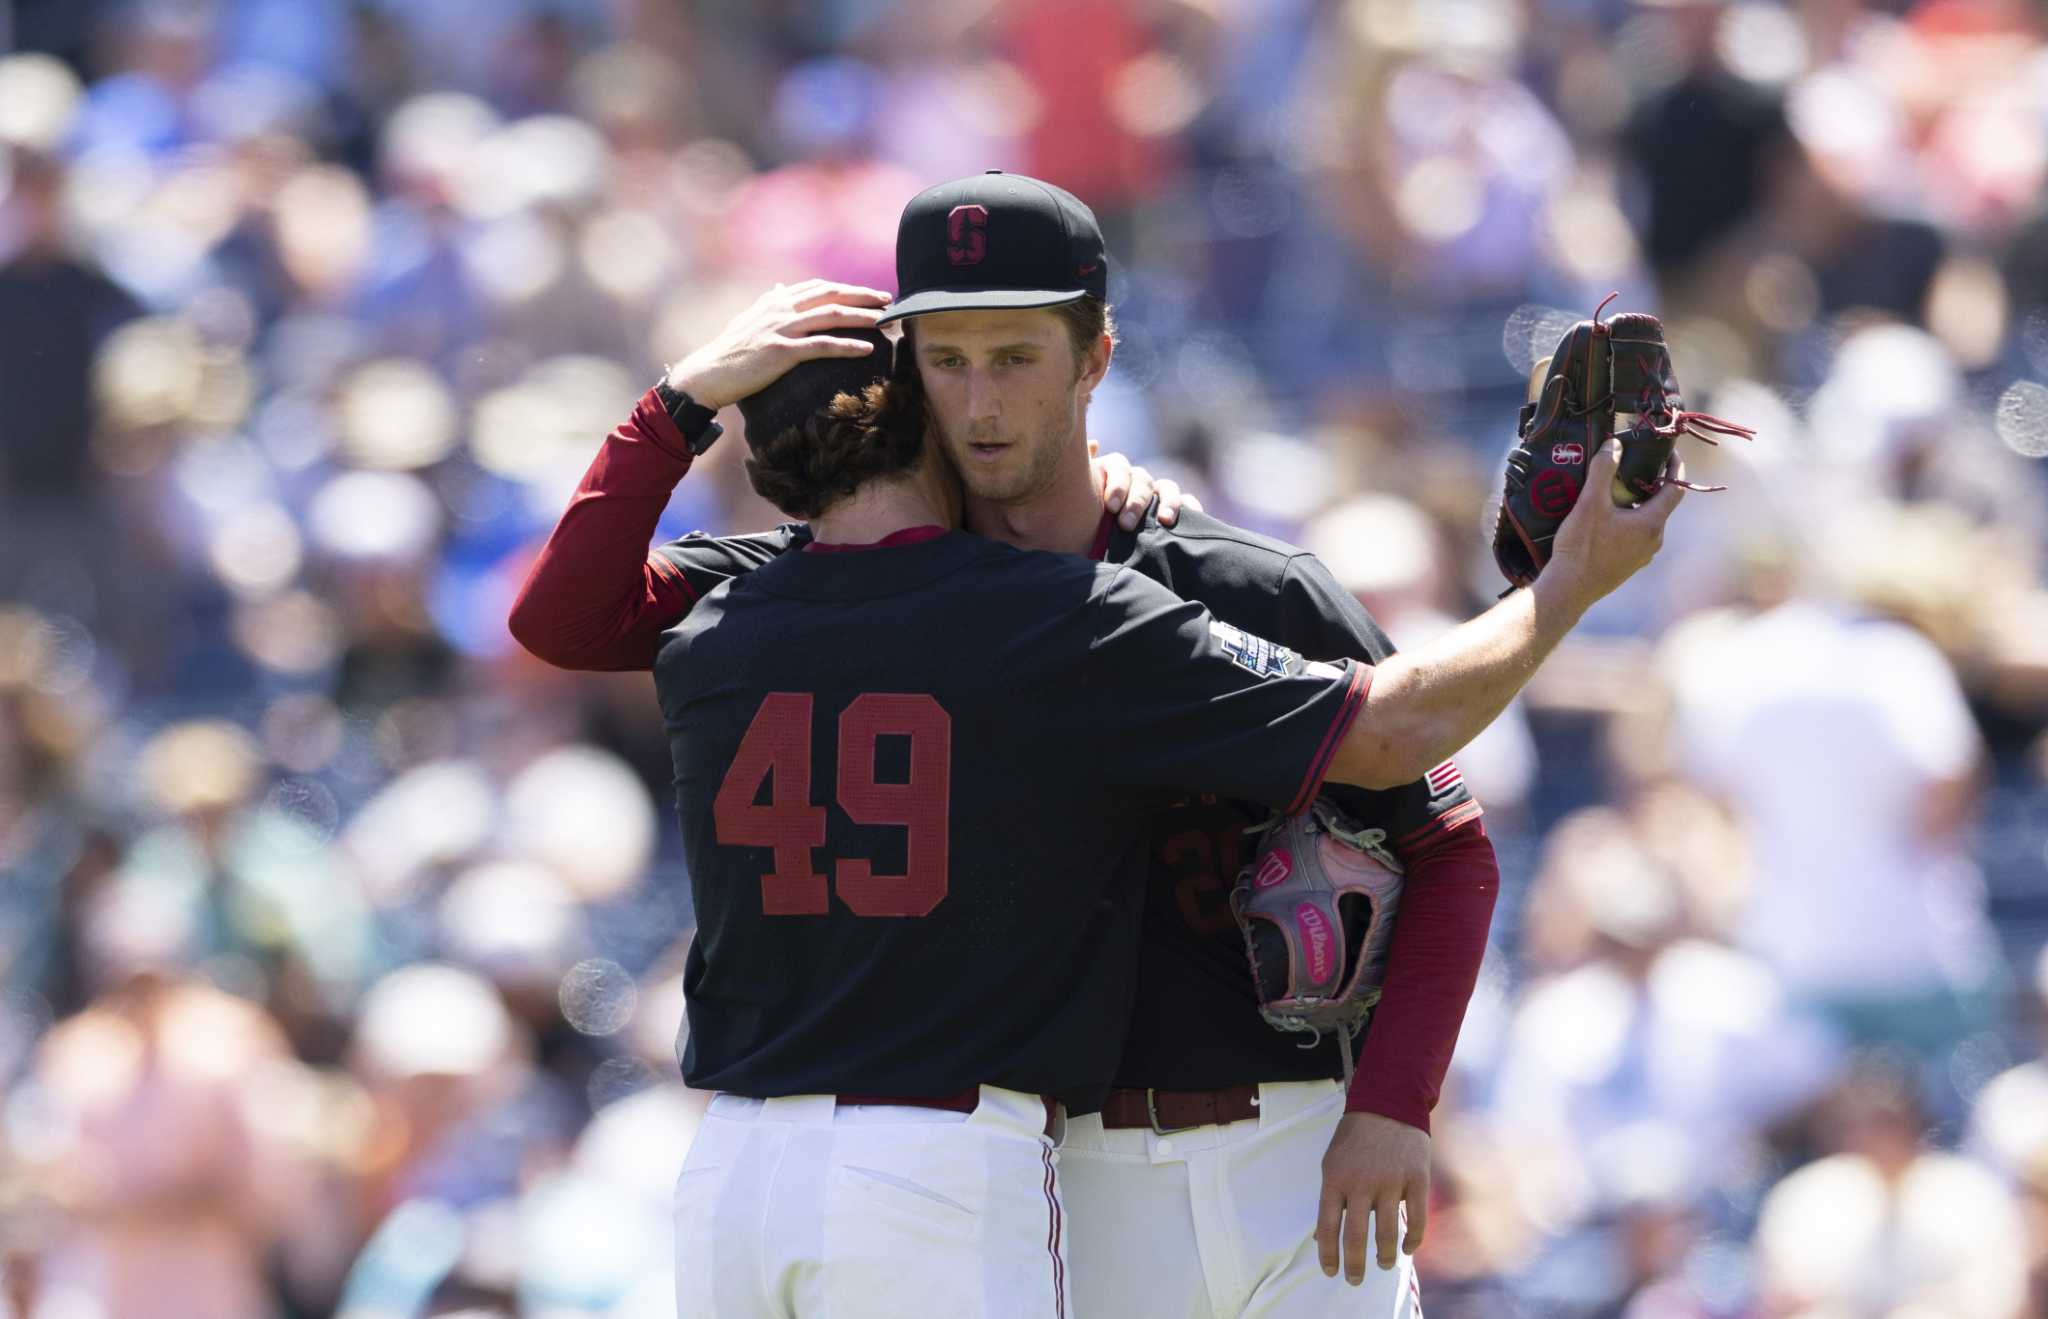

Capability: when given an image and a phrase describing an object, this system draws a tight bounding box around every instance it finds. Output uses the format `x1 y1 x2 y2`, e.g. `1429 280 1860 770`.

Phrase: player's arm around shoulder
1304 451 1673 1283
1326 439 1680 789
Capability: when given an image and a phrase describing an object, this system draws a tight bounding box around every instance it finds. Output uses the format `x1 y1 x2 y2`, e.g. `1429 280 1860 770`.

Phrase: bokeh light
337 358 459 470
1995 380 2048 457
558 959 638 1037
0 53 81 150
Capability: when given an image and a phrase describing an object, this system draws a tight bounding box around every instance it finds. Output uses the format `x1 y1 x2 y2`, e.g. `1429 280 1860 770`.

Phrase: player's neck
809 479 952 547
964 457 1104 557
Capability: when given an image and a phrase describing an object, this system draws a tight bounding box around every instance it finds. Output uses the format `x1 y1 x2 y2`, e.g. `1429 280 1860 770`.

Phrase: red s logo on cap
947 204 987 266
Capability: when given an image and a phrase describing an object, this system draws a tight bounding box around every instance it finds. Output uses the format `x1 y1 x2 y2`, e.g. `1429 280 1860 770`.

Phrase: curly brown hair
743 365 929 520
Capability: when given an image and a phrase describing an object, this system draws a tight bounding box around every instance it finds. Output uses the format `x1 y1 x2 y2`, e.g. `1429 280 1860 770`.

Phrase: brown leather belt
1099 1084 1261 1133
837 1088 1058 1137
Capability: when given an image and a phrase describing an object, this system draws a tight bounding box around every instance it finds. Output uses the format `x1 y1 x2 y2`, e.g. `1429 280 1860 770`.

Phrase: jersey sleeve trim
1286 661 1372 816
1396 797 1484 848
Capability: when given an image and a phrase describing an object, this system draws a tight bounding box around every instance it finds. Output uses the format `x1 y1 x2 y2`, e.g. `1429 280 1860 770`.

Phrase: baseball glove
1231 798 1406 1084
1493 296 1753 589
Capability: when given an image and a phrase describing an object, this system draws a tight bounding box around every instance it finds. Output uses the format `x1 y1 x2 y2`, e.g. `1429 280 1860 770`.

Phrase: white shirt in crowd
1661 598 1997 1000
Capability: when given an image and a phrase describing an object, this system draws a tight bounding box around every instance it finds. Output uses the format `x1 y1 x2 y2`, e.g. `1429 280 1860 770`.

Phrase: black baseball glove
1493 298 1753 589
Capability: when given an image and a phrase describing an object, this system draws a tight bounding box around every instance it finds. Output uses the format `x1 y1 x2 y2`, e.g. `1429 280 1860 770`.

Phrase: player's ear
1078 330 1113 397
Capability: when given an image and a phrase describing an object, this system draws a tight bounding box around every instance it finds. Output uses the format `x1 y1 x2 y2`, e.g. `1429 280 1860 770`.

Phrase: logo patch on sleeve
1210 622 1299 678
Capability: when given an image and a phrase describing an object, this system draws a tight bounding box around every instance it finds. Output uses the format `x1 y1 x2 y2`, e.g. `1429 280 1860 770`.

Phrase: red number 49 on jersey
712 692 952 918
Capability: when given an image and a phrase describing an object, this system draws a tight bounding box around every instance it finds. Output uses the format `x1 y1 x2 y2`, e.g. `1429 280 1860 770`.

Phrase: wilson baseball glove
1494 297 1753 589
1232 798 1406 1084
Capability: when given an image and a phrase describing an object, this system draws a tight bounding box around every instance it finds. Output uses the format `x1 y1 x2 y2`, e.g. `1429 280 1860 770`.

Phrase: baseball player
510 175 1684 1316
655 338 1378 1317
875 175 1487 1318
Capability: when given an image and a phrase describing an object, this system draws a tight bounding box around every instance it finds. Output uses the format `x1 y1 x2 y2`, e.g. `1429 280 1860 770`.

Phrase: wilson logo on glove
1296 903 1332 982
1529 469 1579 518
1255 849 1293 889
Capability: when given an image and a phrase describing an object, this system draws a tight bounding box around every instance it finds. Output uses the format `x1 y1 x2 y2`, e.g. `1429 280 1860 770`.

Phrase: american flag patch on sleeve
1425 761 1463 798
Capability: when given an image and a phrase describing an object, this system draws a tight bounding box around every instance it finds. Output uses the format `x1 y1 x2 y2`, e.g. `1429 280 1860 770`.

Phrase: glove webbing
1248 802 1396 860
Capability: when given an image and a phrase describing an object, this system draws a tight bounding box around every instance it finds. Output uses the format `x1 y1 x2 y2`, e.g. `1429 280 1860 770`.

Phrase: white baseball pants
673 1087 1069 1318
1059 1080 1422 1318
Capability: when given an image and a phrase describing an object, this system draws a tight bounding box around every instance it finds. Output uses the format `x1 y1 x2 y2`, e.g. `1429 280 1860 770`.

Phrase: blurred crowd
3 0 2048 1315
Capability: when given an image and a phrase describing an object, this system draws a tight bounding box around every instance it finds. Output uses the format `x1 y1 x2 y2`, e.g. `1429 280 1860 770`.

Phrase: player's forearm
1347 821 1499 1131
507 389 701 671
1329 575 1589 789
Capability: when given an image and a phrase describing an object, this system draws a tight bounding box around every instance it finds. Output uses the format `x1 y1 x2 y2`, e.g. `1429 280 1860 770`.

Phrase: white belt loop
964 1085 1059 1140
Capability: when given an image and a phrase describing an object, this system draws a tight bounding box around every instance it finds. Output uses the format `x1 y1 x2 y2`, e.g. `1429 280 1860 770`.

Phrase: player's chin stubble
944 429 1068 505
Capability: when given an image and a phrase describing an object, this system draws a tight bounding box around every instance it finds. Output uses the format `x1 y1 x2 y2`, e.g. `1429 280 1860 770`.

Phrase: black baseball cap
876 170 1108 325
737 328 892 446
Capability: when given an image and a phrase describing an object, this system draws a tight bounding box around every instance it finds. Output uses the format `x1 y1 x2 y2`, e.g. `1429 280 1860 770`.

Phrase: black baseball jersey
656 530 1369 1112
1098 508 1482 1091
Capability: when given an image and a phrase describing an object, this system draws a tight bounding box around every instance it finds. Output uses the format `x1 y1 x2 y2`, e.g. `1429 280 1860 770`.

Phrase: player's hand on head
1316 1112 1428 1286
664 279 893 409
1542 438 1683 611
1094 452 1204 530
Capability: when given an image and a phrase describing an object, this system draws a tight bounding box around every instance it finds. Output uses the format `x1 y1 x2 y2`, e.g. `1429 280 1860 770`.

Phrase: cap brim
876 286 1090 326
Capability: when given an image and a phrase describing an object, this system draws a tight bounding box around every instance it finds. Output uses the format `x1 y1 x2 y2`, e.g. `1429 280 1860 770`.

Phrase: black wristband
654 379 724 456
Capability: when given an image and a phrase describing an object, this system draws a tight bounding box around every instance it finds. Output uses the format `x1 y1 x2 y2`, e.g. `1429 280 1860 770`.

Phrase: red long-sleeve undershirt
1345 818 1499 1132
512 392 1500 1134
507 388 701 671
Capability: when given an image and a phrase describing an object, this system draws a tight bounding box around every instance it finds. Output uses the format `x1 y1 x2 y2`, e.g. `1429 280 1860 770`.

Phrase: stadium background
3 0 2048 1314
